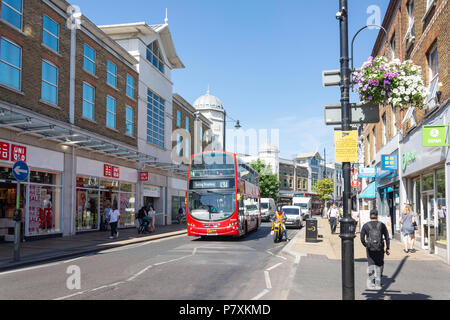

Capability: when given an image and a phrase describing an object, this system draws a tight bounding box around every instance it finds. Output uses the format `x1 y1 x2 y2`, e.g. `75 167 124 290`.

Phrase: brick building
0 0 150 241
359 0 449 263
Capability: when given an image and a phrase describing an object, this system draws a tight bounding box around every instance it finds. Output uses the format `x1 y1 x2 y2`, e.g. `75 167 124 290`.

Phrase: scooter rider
272 206 289 242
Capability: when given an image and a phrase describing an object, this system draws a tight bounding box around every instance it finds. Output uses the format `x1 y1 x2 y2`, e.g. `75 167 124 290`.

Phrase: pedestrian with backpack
360 209 390 290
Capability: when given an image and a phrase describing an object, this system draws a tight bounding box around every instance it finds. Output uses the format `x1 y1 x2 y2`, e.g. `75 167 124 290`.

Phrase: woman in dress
399 204 416 253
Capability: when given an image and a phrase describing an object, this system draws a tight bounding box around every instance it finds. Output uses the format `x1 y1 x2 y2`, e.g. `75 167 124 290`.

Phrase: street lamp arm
350 24 389 72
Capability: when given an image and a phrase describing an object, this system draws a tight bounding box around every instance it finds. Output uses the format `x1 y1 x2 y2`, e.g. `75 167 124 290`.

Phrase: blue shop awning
359 182 376 199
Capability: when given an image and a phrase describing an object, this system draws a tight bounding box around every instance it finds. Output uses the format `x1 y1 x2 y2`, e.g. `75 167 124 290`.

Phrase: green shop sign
422 125 449 147
402 151 416 171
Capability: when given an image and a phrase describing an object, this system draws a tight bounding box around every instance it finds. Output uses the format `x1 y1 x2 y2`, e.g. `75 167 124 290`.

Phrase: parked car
260 198 276 222
282 206 304 229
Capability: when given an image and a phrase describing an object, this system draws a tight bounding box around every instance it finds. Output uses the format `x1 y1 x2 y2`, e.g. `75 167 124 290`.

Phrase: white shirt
109 209 120 223
328 208 340 218
148 210 156 218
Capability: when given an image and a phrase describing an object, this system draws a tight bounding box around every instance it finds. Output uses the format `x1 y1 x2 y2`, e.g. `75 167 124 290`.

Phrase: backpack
366 222 383 251
137 208 146 219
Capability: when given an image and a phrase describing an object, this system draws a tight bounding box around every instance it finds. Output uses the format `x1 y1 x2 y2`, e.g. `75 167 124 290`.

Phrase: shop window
28 184 61 236
76 176 99 188
422 174 434 191
76 189 98 231
436 169 446 243
119 192 135 228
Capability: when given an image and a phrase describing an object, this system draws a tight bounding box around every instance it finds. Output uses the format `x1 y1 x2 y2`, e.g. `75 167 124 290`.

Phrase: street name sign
334 130 358 163
12 161 29 181
324 102 380 125
423 125 449 147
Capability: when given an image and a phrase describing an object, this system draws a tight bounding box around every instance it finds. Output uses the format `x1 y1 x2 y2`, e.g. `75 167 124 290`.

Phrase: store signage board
104 164 120 179
423 125 449 147
0 141 9 161
334 130 358 163
11 144 26 162
139 172 149 182
359 167 377 178
381 155 398 170
13 161 29 181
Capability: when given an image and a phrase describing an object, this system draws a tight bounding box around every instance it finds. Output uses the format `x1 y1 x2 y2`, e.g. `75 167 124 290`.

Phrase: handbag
412 221 418 230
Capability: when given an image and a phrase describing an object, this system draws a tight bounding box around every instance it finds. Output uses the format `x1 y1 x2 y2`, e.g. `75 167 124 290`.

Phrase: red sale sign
0 142 9 161
112 166 120 179
11 144 26 162
139 172 149 182
104 164 112 177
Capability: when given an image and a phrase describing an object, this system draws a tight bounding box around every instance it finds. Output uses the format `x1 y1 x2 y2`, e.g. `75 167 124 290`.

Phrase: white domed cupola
193 88 224 111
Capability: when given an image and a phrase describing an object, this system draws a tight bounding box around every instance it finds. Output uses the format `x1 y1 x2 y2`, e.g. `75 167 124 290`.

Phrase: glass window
146 90 165 148
118 193 136 228
106 60 117 88
185 116 189 131
76 176 99 188
82 82 95 119
41 61 58 105
1 0 22 30
422 174 434 191
43 15 59 52
83 43 96 75
125 106 134 136
0 38 21 90
29 171 60 185
76 189 98 231
177 110 181 127
436 169 446 242
146 41 165 74
27 184 62 236
126 74 135 98
106 96 116 129
188 191 236 222
120 182 135 193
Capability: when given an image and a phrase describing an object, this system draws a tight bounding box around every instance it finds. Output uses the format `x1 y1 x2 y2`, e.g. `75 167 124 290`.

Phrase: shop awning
359 181 376 199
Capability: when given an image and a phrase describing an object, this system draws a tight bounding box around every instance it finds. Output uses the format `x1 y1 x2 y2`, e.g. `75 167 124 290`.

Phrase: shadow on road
361 256 431 300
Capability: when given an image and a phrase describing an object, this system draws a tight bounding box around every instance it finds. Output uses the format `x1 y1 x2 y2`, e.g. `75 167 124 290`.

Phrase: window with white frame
82 82 95 120
390 33 396 59
392 106 397 137
146 89 165 148
425 44 439 104
1 0 22 30
372 128 376 160
106 60 117 88
42 15 59 52
0 37 21 90
125 105 134 136
382 113 387 145
83 43 96 75
426 0 434 10
200 126 204 152
146 41 165 74
407 0 415 39
126 74 135 99
176 110 181 127
41 60 58 105
106 95 116 129
185 116 190 159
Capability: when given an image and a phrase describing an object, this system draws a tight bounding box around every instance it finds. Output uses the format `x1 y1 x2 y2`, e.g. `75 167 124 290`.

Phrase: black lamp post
222 111 241 152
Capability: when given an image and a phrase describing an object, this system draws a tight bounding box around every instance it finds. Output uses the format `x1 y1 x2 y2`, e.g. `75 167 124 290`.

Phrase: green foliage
249 159 281 201
312 178 334 201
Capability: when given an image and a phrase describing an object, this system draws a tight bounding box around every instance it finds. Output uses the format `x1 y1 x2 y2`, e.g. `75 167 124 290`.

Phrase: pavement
283 216 441 262
282 216 450 300
0 223 187 272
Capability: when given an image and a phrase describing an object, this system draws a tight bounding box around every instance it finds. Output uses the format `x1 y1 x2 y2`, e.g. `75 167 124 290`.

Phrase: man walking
327 204 339 234
360 209 390 290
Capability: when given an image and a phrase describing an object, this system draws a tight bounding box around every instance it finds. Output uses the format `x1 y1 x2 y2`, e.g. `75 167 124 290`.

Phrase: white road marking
127 266 153 282
266 262 283 272
264 271 272 289
251 289 270 300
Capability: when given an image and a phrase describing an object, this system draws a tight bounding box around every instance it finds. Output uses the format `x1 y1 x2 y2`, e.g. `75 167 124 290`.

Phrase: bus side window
238 199 244 215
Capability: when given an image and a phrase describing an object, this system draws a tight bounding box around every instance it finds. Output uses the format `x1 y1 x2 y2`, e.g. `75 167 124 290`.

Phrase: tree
249 159 281 201
312 178 335 202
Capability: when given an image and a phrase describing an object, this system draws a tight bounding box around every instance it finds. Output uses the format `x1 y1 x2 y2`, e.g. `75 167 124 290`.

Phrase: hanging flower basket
353 56 429 110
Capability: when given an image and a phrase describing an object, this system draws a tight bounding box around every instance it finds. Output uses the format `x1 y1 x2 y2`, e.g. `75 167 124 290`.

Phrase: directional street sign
324 102 380 125
12 161 29 181
322 69 341 87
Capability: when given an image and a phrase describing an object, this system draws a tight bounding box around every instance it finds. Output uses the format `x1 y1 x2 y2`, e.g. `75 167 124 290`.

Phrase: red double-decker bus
294 192 324 216
186 151 261 238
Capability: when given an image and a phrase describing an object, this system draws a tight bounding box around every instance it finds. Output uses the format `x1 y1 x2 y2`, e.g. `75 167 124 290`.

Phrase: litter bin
306 218 318 242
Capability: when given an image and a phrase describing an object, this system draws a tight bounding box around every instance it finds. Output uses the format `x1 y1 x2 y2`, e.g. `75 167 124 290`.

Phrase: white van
260 198 276 222
292 197 312 219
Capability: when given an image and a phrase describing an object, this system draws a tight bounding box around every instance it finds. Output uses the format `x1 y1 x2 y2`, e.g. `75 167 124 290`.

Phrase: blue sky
74 0 389 161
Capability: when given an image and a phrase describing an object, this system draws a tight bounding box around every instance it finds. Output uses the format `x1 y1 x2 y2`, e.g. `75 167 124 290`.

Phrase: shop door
421 192 436 253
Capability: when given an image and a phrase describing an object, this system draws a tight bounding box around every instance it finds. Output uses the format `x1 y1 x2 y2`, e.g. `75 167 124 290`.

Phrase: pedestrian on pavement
360 209 390 290
327 204 339 234
148 206 156 232
399 204 416 253
438 204 446 237
102 200 112 231
109 205 120 239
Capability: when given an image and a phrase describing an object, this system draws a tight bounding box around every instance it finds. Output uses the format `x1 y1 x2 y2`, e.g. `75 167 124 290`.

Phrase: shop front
0 140 64 241
401 104 448 261
76 157 137 232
